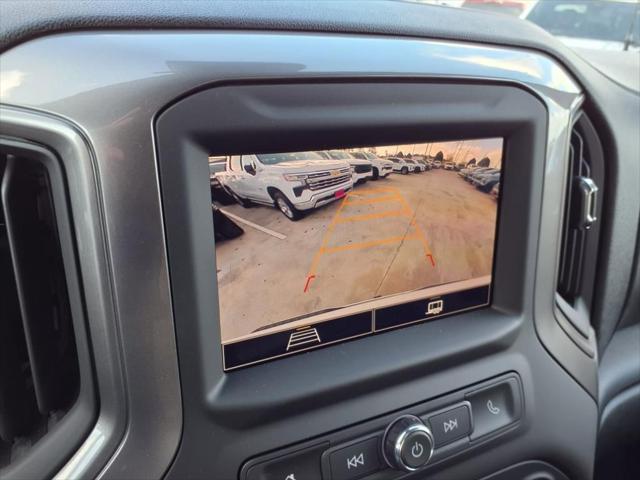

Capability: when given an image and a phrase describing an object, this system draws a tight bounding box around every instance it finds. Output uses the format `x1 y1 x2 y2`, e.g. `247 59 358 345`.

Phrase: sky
361 137 504 168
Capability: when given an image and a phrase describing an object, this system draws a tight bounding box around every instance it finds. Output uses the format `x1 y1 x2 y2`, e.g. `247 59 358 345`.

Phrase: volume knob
382 415 434 472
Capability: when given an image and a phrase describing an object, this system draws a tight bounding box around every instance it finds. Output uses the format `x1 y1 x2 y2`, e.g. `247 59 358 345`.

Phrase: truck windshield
256 151 324 165
327 151 352 160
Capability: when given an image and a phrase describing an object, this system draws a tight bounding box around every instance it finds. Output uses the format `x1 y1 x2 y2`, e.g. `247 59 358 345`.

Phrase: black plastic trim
0 138 96 479
156 79 595 479
0 107 135 480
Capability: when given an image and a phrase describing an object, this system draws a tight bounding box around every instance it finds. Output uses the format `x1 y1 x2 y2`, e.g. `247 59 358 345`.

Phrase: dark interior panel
1 1 638 477
155 80 597 479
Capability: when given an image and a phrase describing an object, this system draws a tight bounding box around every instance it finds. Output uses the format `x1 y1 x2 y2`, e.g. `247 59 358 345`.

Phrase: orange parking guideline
396 190 436 265
321 234 420 254
303 186 436 293
344 194 400 206
346 186 399 196
335 208 412 224
304 192 352 283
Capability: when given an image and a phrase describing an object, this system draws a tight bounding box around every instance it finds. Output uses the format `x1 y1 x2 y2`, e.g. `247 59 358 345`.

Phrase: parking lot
215 168 498 343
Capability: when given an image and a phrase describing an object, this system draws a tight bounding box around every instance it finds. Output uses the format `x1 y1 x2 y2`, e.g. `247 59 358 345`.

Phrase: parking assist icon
286 327 321 351
426 299 444 315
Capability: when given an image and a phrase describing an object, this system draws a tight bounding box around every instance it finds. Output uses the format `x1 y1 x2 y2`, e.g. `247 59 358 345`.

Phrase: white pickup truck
350 152 394 179
320 150 374 184
387 157 412 174
217 152 353 221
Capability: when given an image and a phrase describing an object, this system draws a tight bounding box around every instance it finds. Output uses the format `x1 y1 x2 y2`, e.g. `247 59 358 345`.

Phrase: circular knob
382 415 434 472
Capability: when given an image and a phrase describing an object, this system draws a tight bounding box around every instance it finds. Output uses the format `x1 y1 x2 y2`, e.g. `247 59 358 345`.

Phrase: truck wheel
372 167 379 180
481 182 495 193
401 167 408 175
273 191 302 221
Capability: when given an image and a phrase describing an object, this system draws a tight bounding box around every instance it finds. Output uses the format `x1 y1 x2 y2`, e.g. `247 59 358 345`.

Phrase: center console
153 40 597 479
0 27 601 480
242 374 522 480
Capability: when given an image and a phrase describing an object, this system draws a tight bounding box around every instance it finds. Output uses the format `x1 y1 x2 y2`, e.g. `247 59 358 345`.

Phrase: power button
382 415 434 472
400 430 432 469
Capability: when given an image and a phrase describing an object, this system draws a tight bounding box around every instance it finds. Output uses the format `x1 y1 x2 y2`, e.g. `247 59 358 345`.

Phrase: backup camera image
210 138 503 369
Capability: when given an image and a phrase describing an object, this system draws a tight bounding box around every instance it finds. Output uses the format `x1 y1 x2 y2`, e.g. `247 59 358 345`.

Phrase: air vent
558 126 591 301
0 140 94 477
555 113 604 344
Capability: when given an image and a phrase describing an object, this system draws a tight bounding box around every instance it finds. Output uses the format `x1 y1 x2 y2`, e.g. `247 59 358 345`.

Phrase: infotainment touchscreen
211 138 503 370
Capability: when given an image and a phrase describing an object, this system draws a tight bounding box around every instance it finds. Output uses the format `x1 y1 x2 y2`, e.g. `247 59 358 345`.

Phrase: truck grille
354 164 372 174
308 172 351 191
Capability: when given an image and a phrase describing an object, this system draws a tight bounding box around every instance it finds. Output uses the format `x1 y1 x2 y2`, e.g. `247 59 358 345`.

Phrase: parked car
444 162 455 170
217 152 353 220
472 170 501 192
415 158 432 171
465 166 496 182
433 160 443 169
320 150 374 184
462 0 536 18
388 156 412 174
526 0 640 52
491 182 500 199
351 152 394 179
458 165 480 179
404 158 423 173
209 158 236 205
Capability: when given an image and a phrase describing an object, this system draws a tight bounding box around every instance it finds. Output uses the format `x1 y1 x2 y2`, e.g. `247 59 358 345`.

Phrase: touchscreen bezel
214 140 504 371
155 79 545 390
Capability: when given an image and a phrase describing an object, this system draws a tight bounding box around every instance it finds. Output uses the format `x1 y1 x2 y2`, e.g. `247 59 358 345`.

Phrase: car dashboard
0 2 639 480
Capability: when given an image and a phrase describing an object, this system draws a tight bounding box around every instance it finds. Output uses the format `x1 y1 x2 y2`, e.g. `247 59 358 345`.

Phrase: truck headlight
283 173 308 182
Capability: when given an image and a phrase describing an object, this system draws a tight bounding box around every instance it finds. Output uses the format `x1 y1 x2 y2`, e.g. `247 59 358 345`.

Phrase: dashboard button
382 415 434 472
329 437 382 480
399 430 432 469
427 404 472 446
245 444 325 480
466 378 521 439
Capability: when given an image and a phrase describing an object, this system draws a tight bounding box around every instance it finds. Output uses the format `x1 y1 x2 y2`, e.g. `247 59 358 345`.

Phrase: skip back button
329 437 382 480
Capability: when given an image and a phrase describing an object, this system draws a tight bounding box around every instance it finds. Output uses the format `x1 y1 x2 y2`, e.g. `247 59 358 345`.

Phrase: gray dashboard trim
2 0 637 362
0 31 593 478
0 107 130 480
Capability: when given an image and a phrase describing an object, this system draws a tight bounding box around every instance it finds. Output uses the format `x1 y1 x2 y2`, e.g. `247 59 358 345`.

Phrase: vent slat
0 203 40 442
1 137 93 477
557 120 596 304
1 158 79 417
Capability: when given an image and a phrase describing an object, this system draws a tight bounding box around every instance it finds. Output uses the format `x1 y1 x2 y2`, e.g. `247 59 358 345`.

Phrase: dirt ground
214 169 498 343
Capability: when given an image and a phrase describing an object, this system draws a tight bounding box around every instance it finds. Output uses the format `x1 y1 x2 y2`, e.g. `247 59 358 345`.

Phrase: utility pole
451 142 461 163
455 141 466 163
458 147 470 165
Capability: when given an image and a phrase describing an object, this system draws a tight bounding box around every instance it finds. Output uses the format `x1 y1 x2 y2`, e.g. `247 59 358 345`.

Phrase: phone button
466 377 522 440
